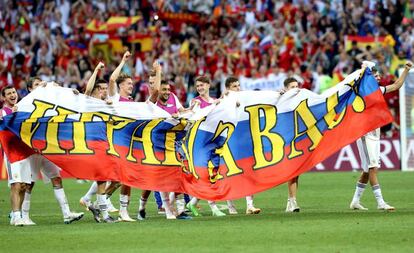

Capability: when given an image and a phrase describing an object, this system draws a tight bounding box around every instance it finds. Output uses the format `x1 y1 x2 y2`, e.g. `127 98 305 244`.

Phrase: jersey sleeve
109 92 120 102
173 94 184 110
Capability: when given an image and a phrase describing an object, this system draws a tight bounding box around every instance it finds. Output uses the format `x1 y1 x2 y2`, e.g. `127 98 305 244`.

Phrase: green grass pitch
0 171 413 253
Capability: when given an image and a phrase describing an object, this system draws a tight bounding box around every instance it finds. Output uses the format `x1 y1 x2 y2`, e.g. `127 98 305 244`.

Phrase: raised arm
109 51 131 96
148 61 162 103
85 62 104 96
384 61 413 94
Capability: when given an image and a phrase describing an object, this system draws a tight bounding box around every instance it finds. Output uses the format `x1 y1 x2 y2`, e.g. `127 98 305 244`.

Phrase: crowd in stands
1 0 413 137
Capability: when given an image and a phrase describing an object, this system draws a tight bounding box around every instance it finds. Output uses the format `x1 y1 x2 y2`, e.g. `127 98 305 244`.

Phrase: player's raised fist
97 62 105 69
153 61 161 72
122 51 131 62
405 61 413 69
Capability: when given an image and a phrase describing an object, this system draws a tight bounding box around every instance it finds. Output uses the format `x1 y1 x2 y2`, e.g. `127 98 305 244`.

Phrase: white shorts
31 154 61 182
4 153 33 186
356 129 381 172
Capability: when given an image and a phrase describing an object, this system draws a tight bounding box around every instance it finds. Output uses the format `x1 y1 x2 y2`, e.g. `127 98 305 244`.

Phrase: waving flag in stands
259 35 273 51
0 69 392 200
86 16 141 33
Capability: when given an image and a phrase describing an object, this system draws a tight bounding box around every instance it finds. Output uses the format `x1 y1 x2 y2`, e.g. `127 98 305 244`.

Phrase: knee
360 172 369 182
51 177 63 189
26 182 34 193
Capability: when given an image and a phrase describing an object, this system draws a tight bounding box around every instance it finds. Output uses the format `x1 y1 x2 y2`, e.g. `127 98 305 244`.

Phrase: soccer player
222 77 261 215
21 77 84 225
78 62 117 223
350 61 413 211
141 73 194 220
156 79 194 220
282 77 301 212
138 64 193 220
137 67 166 221
106 51 137 222
185 76 226 217
1 86 31 226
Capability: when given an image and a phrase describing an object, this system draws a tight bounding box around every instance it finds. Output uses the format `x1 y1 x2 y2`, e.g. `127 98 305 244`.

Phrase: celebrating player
350 61 413 211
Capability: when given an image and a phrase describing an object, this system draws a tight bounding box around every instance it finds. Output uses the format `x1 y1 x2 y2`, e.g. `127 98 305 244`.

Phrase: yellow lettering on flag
211 121 243 177
126 120 161 164
70 112 111 154
163 120 187 166
324 92 346 129
20 100 55 148
42 106 77 154
182 119 206 179
106 116 135 157
288 100 323 159
245 105 285 170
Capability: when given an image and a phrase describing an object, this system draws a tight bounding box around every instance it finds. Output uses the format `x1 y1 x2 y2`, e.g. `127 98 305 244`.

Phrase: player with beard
155 79 194 220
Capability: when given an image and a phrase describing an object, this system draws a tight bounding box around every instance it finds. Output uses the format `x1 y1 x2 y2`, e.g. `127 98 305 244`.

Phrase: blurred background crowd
1 0 413 137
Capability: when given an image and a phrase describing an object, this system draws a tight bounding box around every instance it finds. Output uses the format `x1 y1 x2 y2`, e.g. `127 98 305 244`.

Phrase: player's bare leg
137 190 151 220
286 176 300 212
118 185 135 221
10 182 26 226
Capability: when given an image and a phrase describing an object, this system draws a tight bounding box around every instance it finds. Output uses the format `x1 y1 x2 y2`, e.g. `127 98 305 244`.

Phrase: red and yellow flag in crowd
344 35 395 51
86 16 141 33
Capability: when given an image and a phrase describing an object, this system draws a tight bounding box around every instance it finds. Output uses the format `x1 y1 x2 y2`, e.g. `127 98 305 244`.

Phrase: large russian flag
0 69 392 200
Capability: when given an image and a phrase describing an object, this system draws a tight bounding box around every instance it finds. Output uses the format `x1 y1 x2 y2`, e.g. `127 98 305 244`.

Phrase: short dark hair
95 79 107 85
225 76 239 89
27 76 42 91
1 85 16 97
116 73 132 88
283 77 298 88
195 76 210 84
371 67 378 74
160 80 169 86
93 79 107 91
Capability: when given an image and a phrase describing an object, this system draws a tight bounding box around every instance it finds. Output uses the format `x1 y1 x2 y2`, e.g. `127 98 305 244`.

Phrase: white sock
54 188 71 217
352 182 366 203
372 184 385 205
190 197 199 206
208 201 220 212
119 194 129 212
169 192 175 206
176 195 185 215
139 197 147 211
97 194 109 219
246 195 254 208
227 200 235 208
288 197 296 202
22 192 31 219
13 211 22 219
83 182 98 202
107 196 114 207
160 192 173 215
